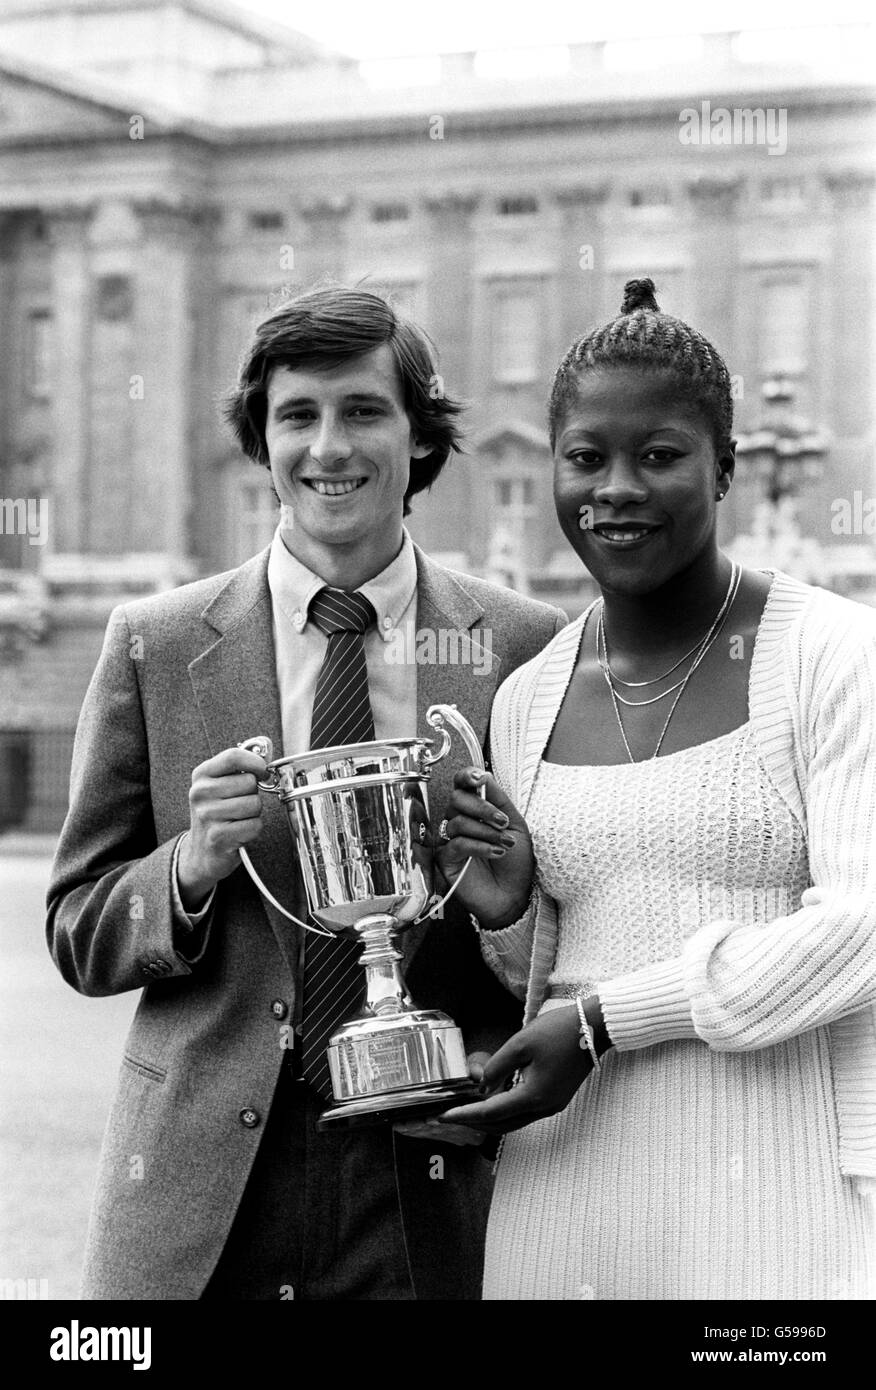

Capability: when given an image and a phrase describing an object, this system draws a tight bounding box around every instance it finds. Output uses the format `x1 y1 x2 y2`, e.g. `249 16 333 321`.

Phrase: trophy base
316 1077 482 1132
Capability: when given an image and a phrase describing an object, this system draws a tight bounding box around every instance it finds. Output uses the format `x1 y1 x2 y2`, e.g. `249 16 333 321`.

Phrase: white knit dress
483 724 876 1300
479 573 876 1302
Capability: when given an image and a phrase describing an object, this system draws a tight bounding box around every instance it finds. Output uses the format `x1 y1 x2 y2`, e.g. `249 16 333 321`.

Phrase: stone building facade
0 0 873 827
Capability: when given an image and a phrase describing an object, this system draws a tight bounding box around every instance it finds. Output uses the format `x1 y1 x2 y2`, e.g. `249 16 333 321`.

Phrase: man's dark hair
224 284 464 515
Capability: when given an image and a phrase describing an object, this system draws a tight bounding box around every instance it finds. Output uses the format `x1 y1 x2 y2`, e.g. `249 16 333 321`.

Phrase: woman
437 279 876 1300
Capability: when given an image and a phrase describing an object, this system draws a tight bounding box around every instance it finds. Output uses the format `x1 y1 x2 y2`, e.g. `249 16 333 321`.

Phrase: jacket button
270 999 288 1020
239 1108 260 1128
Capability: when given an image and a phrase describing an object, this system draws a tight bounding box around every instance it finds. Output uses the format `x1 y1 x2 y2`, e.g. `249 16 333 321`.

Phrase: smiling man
47 285 565 1301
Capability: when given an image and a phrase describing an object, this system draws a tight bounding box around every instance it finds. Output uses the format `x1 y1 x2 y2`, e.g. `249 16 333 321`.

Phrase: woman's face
552 367 734 597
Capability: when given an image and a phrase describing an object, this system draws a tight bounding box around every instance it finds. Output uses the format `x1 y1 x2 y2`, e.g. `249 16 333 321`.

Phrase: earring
716 490 726 501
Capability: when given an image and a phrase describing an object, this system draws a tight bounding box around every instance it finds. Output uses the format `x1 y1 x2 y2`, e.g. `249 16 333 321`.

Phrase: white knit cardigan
481 571 876 1185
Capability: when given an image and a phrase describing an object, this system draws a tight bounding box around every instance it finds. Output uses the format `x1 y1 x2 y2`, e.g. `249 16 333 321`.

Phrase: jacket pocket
122 1054 167 1083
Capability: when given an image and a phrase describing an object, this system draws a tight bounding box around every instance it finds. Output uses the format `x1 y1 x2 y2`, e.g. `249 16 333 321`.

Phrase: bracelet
575 994 601 1073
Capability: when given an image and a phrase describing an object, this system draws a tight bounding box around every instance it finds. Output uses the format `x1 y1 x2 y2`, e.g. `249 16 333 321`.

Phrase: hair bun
621 277 660 315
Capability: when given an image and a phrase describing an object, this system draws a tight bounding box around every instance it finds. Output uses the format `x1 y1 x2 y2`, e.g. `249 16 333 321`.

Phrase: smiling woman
436 279 876 1300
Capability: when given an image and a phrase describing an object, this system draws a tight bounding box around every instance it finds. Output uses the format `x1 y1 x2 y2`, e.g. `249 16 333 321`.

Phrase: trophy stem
355 913 412 1018
321 908 482 1131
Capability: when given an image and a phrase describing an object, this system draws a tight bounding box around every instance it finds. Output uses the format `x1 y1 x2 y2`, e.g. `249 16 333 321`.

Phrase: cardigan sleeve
597 608 876 1053
474 663 540 996
477 889 540 1000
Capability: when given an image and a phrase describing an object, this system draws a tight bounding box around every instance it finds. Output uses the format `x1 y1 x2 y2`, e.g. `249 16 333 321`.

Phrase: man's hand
435 1004 607 1135
177 747 268 911
393 1050 491 1146
436 768 535 929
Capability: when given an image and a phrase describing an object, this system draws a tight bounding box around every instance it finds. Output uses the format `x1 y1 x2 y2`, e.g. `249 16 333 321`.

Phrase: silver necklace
599 625 711 688
600 563 741 762
597 617 690 706
597 564 740 707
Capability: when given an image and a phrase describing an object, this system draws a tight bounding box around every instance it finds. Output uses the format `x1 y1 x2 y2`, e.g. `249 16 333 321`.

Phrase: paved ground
0 852 135 1299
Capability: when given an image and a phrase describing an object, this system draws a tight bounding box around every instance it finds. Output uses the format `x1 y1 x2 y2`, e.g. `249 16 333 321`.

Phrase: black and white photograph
0 0 874 1348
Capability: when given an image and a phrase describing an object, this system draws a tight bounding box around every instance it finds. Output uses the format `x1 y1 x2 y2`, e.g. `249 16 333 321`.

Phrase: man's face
263 344 430 557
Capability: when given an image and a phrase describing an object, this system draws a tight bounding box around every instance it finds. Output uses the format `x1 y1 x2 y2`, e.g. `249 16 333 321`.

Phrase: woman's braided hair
548 278 734 455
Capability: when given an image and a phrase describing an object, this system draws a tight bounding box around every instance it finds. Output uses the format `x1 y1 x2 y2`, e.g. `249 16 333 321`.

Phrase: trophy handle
238 735 283 792
423 703 484 771
416 704 487 925
237 737 334 938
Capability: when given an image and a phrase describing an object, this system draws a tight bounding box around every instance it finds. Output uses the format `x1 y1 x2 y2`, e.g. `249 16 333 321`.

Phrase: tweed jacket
47 544 565 1299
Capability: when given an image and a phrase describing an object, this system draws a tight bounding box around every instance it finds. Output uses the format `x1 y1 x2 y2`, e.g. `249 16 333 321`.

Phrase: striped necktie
300 586 377 1100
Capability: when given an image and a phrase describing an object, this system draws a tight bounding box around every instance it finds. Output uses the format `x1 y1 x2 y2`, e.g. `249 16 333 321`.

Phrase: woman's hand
393 1051 491 1146
436 768 535 929
435 1002 608 1135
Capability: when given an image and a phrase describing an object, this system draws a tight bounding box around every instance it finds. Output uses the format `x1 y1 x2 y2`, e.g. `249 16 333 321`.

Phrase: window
491 286 539 384
627 186 670 209
493 475 536 515
248 211 285 232
496 196 538 217
759 278 808 376
235 479 278 563
759 178 805 209
371 203 410 223
26 310 52 399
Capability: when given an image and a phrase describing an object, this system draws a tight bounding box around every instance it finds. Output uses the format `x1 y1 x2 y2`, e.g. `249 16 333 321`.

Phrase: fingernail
490 846 506 858
492 811 509 828
500 832 515 848
470 769 487 784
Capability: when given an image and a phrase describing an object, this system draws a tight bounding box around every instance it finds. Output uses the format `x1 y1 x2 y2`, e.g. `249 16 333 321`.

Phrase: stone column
422 191 479 390
684 176 742 346
45 205 93 555
553 183 610 357
297 196 353 281
0 213 23 569
823 170 876 545
89 266 136 553
418 192 480 557
183 204 224 574
130 199 202 564
0 214 18 475
824 171 875 441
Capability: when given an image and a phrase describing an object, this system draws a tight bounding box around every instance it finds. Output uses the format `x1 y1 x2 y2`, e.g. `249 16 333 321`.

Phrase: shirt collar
267 526 418 639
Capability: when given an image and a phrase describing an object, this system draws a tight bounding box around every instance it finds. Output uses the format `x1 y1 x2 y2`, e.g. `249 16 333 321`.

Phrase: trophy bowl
240 705 485 1131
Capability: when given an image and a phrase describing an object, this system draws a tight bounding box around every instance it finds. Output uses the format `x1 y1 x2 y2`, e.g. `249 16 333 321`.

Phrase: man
47 286 565 1300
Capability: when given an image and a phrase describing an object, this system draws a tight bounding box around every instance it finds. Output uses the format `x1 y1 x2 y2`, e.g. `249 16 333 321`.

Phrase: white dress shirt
267 524 419 754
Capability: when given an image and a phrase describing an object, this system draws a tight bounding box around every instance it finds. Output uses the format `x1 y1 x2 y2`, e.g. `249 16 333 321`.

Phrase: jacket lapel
403 548 504 969
187 549 303 978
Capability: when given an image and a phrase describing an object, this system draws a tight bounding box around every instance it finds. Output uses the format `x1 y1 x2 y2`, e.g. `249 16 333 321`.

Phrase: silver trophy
239 705 485 1131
